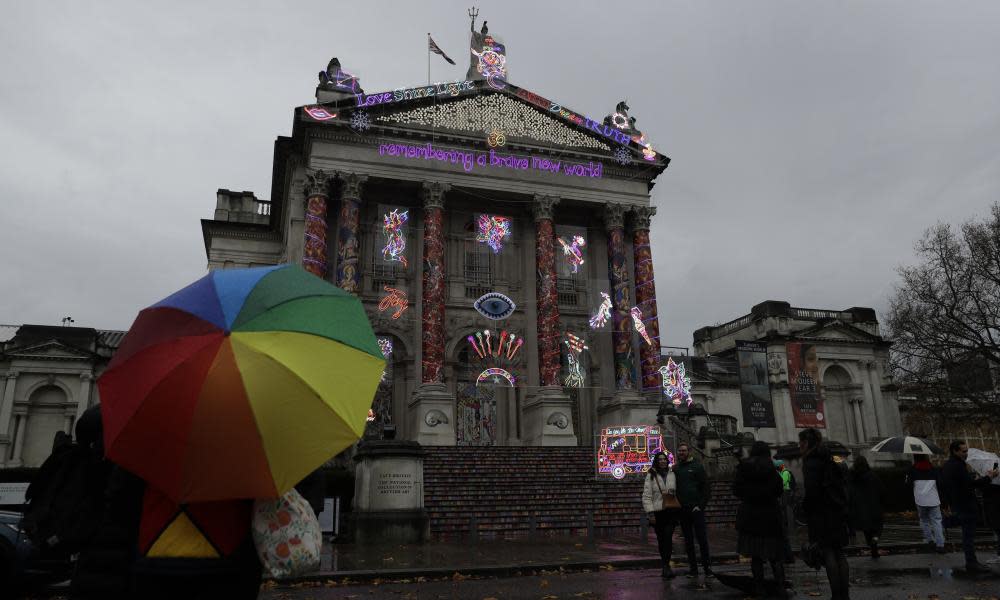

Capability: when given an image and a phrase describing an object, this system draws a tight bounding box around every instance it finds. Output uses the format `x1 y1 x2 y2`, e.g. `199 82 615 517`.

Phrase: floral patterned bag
251 488 322 579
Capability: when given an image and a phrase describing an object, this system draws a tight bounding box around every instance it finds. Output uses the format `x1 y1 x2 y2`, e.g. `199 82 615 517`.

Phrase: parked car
0 510 72 598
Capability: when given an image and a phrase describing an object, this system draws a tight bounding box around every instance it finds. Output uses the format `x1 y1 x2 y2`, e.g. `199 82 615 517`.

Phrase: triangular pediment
6 340 95 361
795 320 879 343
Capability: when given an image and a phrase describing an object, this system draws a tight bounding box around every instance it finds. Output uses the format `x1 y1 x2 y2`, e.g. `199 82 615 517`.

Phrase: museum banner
785 341 826 428
736 340 776 428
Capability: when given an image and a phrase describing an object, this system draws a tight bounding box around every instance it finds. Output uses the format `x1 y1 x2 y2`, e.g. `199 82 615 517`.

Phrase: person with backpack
941 440 998 573
847 456 884 560
775 459 797 563
799 428 850 600
905 454 946 553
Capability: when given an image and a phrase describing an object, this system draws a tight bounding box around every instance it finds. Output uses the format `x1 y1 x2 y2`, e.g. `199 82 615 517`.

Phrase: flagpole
427 33 431 85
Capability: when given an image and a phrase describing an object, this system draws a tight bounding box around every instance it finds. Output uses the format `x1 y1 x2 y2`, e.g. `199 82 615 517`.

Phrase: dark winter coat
982 483 1000 530
802 447 849 548
848 469 884 535
733 457 784 538
673 458 710 509
941 456 991 515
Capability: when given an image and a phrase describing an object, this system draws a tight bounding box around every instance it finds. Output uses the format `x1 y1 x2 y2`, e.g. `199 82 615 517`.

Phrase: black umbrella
871 436 943 455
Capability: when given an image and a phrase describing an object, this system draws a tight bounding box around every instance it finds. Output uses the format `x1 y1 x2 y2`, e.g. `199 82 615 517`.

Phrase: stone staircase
423 446 737 540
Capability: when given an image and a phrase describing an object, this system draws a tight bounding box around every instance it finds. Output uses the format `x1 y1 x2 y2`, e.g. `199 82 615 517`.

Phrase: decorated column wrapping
302 170 331 277
335 173 367 294
533 195 562 387
421 182 450 383
632 206 663 391
604 203 634 390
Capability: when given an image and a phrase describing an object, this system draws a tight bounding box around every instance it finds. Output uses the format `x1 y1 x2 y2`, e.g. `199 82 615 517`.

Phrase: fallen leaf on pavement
599 564 615 571
452 572 469 581
541 596 558 600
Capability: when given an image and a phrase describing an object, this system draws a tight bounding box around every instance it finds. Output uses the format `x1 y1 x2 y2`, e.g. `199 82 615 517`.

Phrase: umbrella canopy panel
870 436 943 455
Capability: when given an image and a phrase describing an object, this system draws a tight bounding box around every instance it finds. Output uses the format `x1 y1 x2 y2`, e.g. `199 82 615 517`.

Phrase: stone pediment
5 340 96 361
795 320 879 343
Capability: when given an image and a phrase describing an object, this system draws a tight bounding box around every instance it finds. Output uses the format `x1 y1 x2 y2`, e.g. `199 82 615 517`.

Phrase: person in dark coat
982 479 1000 564
733 441 787 599
799 428 850 600
848 456 884 559
941 440 999 573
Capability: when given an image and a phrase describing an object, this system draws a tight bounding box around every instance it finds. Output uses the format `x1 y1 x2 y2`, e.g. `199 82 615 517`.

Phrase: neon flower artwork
658 357 692 407
304 106 337 121
476 214 512 254
381 209 409 267
557 235 586 274
589 292 613 329
377 337 393 382
378 286 408 319
630 306 653 346
563 332 589 388
477 367 516 387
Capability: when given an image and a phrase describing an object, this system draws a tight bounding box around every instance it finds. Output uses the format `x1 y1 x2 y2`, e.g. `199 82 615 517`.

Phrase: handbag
251 488 322 579
654 473 681 510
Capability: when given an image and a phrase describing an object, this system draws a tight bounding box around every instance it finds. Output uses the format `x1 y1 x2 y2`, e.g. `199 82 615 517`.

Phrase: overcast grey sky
2 1 999 349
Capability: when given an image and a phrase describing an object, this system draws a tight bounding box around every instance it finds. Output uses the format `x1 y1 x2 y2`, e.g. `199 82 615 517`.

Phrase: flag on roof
428 35 456 65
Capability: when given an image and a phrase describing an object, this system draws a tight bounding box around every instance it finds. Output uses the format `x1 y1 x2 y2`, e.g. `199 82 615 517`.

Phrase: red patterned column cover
605 204 635 390
302 170 330 278
533 196 562 387
633 206 662 391
335 173 367 294
421 182 450 383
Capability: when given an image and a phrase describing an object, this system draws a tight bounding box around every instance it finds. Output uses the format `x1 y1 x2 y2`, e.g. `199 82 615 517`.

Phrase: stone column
851 397 867 443
864 361 886 436
408 182 456 445
75 372 92 424
533 195 562 387
335 173 367 294
0 372 16 463
605 204 635 390
10 414 27 467
631 206 663 392
302 170 331 278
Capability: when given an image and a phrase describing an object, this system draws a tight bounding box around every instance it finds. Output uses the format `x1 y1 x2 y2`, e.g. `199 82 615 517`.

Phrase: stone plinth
597 390 660 431
352 440 429 544
523 386 577 446
407 383 456 446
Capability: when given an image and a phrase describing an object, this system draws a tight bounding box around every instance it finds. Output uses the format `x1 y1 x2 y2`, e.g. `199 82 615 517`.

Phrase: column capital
630 205 657 232
421 181 451 210
531 195 560 222
339 172 368 200
79 372 93 381
603 203 628 230
305 169 332 198
4 371 18 380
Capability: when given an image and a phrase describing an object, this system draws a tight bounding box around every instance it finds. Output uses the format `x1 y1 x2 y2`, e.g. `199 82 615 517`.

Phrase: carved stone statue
317 57 363 94
604 99 641 136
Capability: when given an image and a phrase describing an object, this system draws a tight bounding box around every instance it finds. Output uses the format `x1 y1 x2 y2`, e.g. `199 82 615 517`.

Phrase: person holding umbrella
960 447 1000 565
941 440 999 573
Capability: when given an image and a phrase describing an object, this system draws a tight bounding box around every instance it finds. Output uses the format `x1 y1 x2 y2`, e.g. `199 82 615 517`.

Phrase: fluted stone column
0 372 16 464
335 173 367 294
302 170 331 278
10 413 26 467
605 204 634 390
533 195 562 387
409 182 455 445
632 206 663 391
75 372 92 424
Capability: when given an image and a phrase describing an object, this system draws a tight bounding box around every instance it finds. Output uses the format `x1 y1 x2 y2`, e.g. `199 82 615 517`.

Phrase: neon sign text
378 287 409 319
354 80 475 108
378 143 603 178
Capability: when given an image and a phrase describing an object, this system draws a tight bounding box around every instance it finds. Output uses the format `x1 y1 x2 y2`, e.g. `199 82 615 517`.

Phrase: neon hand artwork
476 214 512 254
381 209 409 267
473 291 515 320
658 357 692 407
378 286 408 319
630 306 653 346
589 292 613 329
557 235 586 273
563 332 589 388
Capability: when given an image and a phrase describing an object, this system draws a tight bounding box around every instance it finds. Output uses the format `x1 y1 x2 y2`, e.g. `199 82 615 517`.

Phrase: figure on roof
467 8 507 90
605 100 641 137
318 57 363 94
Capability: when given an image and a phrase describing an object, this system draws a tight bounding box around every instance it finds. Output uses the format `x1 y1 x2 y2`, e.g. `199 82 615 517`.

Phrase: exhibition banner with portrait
785 341 826 428
736 340 776 428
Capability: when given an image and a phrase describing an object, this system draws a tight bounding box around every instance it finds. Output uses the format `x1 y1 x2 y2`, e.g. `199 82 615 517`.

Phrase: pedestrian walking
734 441 788 599
775 459 797 563
847 456 884 559
905 454 946 553
642 451 681 578
674 442 713 577
799 428 850 600
941 440 999 573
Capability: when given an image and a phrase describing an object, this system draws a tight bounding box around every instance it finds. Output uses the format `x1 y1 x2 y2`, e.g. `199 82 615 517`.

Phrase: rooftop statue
467 8 507 90
604 100 642 137
317 57 364 94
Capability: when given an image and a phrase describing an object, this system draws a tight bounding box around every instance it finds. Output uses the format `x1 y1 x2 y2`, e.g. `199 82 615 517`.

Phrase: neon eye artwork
589 292 613 329
557 235 586 273
378 286 408 319
658 357 692 407
304 106 338 121
477 367 516 387
473 292 515 320
476 214 512 254
382 209 409 267
563 332 589 388
630 306 653 346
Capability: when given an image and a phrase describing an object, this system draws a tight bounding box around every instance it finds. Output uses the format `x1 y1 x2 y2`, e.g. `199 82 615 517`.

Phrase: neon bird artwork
557 235 586 274
589 292 613 329
658 357 692 407
476 214 512 254
378 287 408 319
630 306 653 346
381 209 409 267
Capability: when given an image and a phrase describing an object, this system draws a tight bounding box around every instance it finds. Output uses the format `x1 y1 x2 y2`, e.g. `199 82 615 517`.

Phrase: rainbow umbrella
98 264 384 503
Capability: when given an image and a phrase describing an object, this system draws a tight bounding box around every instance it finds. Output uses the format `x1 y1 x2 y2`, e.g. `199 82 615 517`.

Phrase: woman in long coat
800 428 850 600
642 451 681 578
733 441 787 599
848 456 884 559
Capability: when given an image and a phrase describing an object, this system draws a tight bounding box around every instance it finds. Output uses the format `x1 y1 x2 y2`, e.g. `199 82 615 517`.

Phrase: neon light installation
354 80 475 108
487 127 506 148
659 357 692 407
476 367 515 387
613 147 631 166
611 112 629 130
467 329 522 361
381 209 409 267
473 291 515 320
350 110 371 131
377 337 393 382
378 143 604 178
476 215 512 254
303 106 337 121
563 332 589 388
589 292 613 329
557 235 586 273
630 306 653 346
378 287 408 319
596 426 665 480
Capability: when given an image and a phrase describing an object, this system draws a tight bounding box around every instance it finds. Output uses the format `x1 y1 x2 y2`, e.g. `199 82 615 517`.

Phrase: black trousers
680 506 711 570
651 509 680 564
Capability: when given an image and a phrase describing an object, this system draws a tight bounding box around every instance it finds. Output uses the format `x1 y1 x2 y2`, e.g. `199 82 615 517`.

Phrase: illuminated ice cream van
597 425 665 479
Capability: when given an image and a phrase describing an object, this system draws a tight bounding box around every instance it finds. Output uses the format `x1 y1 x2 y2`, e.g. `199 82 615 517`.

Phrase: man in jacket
905 454 945 553
941 440 999 573
674 443 712 577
